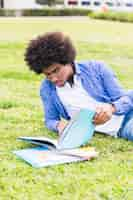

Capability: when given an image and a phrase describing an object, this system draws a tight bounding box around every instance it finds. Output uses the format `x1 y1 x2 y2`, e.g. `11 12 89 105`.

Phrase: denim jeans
118 110 133 141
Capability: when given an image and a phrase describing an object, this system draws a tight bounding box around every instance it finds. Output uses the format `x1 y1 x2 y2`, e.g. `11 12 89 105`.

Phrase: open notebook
13 146 98 168
18 109 95 150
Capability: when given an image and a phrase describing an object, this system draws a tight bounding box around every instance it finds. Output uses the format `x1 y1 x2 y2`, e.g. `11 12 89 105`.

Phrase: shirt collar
74 61 81 75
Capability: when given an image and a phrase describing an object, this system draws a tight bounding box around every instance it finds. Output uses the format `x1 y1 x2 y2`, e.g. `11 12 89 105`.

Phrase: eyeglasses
44 65 63 79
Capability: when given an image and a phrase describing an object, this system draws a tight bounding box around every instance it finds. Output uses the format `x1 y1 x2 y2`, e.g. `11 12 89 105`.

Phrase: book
13 108 97 168
13 146 98 168
18 108 95 150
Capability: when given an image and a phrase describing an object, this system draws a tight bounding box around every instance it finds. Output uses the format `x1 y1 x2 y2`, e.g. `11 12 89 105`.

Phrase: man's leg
118 110 133 141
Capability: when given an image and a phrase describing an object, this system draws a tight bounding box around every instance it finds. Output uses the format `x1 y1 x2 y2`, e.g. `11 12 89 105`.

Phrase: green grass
0 17 133 200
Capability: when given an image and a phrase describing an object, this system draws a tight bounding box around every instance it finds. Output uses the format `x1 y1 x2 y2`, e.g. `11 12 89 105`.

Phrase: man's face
43 63 73 87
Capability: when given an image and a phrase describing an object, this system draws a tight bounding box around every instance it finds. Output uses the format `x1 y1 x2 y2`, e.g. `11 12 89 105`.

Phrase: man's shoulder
77 60 106 72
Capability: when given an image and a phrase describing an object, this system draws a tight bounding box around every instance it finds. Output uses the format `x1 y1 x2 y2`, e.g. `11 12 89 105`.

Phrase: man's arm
98 62 133 115
40 81 60 132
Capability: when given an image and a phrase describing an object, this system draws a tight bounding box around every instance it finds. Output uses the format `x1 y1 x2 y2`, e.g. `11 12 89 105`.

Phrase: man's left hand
93 104 116 125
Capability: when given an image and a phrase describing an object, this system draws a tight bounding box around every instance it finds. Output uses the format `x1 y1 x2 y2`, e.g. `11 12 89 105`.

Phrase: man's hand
57 120 68 135
93 104 116 125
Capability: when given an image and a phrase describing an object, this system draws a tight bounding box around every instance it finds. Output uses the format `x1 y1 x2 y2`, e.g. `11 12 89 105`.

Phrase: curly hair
24 32 76 74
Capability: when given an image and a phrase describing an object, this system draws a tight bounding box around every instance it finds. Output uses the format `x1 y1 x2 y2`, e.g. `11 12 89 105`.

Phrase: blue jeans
118 110 133 141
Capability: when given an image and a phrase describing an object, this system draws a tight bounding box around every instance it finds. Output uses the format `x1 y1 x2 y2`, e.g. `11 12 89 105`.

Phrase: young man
25 32 133 140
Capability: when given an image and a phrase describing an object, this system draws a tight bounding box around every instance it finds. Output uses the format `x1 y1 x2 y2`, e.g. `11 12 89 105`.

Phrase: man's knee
118 110 133 141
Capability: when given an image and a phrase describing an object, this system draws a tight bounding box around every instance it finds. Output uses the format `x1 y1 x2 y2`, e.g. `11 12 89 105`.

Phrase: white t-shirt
56 75 124 137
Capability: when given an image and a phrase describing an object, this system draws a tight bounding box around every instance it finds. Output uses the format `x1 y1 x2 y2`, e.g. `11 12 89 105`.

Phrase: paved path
0 16 90 21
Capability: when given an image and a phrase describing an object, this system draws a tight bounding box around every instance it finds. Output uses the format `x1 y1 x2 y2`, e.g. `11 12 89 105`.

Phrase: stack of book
13 109 98 168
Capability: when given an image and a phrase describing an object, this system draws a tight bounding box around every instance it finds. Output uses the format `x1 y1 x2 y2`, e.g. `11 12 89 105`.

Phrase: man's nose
50 75 58 83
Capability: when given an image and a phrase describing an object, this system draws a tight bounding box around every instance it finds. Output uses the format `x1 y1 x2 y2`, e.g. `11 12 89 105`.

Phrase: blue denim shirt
40 60 133 132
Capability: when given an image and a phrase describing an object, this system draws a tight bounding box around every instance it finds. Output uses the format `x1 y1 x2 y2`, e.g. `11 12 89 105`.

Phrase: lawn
0 17 133 200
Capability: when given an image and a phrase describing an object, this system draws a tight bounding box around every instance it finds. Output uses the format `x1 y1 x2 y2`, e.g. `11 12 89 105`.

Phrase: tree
36 0 56 6
0 0 4 8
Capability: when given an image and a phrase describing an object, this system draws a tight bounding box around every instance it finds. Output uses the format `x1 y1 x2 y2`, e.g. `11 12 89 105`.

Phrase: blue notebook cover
57 109 95 150
13 146 98 168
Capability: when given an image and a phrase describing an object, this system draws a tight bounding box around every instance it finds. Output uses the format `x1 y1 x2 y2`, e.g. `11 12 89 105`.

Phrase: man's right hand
57 120 68 135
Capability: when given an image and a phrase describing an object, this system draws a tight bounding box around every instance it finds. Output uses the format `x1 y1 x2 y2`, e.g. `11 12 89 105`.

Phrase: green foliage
0 8 92 17
90 11 133 23
0 18 133 199
0 8 5 16
23 8 91 16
